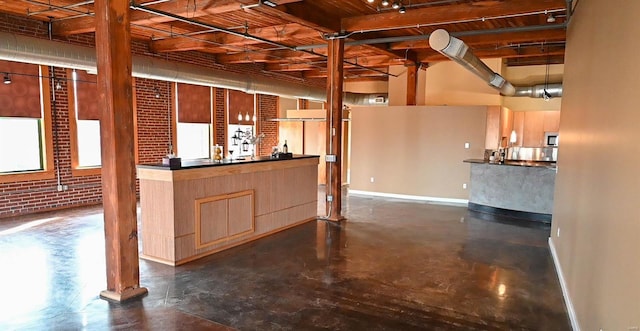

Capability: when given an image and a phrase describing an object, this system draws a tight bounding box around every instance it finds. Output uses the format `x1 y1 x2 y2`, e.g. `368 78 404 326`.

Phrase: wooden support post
406 64 417 106
325 38 345 222
95 0 147 302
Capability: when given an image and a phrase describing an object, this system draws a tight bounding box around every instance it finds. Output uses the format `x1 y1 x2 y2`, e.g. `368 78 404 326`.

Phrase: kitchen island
137 155 319 266
464 159 556 223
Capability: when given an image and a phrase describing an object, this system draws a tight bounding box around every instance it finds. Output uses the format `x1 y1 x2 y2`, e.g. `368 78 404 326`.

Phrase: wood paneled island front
137 155 319 266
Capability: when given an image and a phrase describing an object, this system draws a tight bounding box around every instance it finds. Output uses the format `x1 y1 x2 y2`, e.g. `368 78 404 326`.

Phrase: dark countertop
464 159 556 169
138 154 319 171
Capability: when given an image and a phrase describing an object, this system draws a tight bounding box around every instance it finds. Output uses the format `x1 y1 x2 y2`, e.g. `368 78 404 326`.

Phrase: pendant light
237 112 243 121
252 113 257 122
245 112 250 121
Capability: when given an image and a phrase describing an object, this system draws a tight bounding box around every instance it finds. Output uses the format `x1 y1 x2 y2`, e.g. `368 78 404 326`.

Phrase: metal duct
513 83 563 98
0 31 386 105
429 29 516 96
428 29 566 99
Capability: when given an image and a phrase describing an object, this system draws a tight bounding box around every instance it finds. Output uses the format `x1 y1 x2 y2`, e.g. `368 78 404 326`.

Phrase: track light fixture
381 0 389 6
3 73 11 85
546 14 556 23
392 1 400 9
367 0 374 3
399 6 406 13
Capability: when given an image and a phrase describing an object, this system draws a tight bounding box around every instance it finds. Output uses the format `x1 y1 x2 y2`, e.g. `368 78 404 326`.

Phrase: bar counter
463 159 556 223
137 155 319 266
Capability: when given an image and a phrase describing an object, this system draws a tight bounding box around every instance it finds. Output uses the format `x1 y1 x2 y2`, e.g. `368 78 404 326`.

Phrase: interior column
95 0 147 301
406 64 417 106
325 38 345 221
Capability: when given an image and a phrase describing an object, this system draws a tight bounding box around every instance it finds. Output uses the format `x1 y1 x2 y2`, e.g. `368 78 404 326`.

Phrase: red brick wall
257 94 279 155
0 12 323 219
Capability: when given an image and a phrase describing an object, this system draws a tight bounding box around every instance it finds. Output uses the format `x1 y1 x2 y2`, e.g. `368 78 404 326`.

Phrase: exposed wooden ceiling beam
342 0 566 32
390 28 567 50
216 49 323 63
150 23 320 53
418 45 566 63
52 0 304 35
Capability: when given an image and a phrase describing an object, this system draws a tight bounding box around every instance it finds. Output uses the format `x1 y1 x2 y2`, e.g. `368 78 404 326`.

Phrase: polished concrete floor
0 192 570 330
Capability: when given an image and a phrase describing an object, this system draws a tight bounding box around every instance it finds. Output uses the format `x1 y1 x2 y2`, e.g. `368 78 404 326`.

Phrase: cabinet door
512 111 525 147
523 112 545 147
543 111 561 132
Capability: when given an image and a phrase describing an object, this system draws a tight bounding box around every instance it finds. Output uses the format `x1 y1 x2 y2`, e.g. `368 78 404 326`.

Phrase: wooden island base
137 156 319 266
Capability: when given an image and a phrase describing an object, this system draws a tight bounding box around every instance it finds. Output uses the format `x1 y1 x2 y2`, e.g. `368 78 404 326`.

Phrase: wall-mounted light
55 80 62 90
153 87 161 98
3 73 11 85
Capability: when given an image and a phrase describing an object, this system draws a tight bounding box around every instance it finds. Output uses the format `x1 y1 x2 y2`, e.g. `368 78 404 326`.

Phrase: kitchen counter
464 159 556 223
137 155 319 265
464 158 556 169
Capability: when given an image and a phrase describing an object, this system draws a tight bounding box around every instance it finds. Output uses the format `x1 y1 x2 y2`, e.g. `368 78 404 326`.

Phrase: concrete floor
0 192 570 330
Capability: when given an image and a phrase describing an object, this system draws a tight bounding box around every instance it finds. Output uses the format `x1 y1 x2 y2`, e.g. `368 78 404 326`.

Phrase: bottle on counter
283 140 288 154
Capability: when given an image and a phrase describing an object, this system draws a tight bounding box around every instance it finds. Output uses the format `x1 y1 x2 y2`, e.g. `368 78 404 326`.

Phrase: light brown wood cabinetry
523 111 545 147
543 111 561 132
137 156 319 266
495 110 561 148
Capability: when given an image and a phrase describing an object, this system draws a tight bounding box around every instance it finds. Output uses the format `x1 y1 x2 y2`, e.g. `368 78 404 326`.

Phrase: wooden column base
100 287 148 302
320 215 346 222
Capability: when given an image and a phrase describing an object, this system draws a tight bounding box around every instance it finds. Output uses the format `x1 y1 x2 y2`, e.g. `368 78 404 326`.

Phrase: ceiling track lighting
399 6 406 14
546 14 556 23
3 73 11 85
392 1 400 9
381 0 389 6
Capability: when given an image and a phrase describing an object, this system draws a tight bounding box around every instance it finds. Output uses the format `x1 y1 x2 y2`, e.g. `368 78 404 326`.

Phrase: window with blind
175 83 213 159
0 60 53 180
69 69 101 172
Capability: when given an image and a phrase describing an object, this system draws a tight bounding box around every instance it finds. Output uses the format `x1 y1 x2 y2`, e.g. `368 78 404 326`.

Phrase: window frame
172 82 215 159
0 66 55 184
67 69 101 177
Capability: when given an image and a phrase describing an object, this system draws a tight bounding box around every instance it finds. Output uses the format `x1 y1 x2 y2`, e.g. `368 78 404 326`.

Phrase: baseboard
549 237 580 331
348 190 468 206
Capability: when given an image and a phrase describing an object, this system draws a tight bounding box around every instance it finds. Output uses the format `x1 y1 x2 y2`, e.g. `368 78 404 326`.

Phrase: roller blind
177 83 211 123
228 90 254 124
0 60 42 118
74 70 100 120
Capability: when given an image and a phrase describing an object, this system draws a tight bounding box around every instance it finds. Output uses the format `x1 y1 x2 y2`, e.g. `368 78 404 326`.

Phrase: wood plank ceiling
0 0 568 81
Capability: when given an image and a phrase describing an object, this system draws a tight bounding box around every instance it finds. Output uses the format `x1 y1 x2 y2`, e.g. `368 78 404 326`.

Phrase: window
177 122 210 159
68 69 101 175
174 83 213 159
0 118 42 172
0 61 54 183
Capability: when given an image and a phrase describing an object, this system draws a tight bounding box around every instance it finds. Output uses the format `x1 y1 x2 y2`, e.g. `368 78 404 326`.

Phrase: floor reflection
0 196 570 330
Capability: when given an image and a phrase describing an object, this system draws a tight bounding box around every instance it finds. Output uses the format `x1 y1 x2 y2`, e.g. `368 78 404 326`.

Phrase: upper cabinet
514 111 560 147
